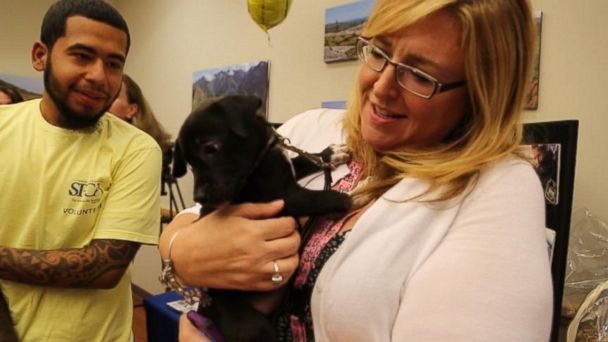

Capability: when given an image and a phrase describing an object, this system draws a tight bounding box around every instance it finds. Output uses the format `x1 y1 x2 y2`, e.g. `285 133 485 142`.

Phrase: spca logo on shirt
68 180 104 204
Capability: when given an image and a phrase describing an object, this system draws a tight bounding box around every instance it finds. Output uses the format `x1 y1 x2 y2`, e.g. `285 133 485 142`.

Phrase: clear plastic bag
563 208 608 318
567 279 608 341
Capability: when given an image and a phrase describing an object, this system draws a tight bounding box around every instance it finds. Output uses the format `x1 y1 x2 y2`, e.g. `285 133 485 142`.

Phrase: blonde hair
345 0 537 203
123 75 173 154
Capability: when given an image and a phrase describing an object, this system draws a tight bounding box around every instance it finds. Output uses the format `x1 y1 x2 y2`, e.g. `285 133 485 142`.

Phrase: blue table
143 291 183 342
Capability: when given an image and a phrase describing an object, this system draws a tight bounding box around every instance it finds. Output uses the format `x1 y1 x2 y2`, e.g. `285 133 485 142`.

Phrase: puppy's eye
203 141 221 155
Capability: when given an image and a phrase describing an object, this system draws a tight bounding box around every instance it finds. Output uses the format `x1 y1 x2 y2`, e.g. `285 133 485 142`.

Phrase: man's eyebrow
67 43 126 63
67 43 96 54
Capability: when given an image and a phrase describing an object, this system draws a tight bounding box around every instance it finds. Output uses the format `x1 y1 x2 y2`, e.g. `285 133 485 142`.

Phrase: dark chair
522 120 579 342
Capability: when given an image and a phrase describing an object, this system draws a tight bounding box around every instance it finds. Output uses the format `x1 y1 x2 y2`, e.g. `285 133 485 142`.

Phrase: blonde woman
164 0 552 340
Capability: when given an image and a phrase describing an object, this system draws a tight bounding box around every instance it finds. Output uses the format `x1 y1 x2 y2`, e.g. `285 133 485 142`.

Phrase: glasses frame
356 37 466 99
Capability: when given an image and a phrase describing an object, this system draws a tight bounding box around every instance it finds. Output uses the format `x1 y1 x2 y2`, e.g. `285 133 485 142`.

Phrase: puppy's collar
269 125 335 259
270 127 332 171
221 126 281 197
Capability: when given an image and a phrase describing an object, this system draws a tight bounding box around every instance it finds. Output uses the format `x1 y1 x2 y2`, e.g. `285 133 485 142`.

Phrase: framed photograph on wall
525 11 543 110
522 142 561 205
192 60 270 118
324 0 374 63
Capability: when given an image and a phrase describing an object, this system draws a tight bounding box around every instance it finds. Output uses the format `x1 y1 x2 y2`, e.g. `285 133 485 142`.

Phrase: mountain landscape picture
324 0 374 63
192 60 270 117
525 11 543 110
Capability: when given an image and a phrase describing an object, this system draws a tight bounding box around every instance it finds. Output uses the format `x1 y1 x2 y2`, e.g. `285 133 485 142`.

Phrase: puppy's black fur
172 95 351 341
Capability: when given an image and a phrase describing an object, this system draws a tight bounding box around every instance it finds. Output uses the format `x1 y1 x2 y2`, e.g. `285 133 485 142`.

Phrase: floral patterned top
276 161 363 341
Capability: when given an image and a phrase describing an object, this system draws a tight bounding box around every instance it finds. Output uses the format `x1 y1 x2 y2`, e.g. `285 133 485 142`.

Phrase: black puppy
172 95 351 341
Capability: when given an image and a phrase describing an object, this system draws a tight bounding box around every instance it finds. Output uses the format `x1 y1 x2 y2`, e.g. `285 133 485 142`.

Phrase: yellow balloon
247 0 292 32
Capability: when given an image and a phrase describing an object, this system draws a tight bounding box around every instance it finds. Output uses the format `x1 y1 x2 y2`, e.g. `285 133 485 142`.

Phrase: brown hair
122 74 173 153
0 83 25 104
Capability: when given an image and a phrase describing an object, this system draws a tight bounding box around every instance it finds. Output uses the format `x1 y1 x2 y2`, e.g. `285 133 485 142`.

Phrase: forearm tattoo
0 239 140 288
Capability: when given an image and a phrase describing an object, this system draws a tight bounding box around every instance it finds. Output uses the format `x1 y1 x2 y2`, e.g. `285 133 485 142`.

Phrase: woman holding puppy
162 0 552 340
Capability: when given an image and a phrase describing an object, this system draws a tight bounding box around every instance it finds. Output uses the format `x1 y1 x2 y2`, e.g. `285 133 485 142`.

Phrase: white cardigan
182 109 553 341
277 109 553 342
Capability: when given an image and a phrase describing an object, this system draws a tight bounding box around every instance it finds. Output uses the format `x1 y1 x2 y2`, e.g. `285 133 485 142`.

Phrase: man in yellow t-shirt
0 1 161 341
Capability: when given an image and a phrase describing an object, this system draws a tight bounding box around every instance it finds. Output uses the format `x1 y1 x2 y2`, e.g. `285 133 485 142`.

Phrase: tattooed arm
0 239 140 289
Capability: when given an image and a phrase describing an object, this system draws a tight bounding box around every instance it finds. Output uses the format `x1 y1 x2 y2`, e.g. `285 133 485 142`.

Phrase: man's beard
44 59 113 130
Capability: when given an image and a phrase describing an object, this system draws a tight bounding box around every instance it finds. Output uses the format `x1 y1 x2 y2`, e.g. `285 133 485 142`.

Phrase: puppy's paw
320 144 351 168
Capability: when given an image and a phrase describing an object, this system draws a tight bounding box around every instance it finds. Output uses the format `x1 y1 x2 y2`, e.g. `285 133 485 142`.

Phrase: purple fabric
186 311 224 342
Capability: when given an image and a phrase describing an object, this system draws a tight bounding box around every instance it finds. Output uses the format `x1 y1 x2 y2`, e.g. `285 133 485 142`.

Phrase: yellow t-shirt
0 99 162 341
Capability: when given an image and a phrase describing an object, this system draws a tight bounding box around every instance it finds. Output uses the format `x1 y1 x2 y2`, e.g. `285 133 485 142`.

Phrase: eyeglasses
356 37 466 99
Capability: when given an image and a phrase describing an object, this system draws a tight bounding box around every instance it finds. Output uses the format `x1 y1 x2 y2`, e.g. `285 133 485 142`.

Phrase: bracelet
159 230 209 306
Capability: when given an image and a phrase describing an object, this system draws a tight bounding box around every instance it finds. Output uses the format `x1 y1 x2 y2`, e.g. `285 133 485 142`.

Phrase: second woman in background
110 74 173 154
0 83 25 105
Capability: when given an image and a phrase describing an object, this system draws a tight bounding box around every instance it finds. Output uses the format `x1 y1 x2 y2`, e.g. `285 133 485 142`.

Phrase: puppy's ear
172 141 188 178
223 95 263 138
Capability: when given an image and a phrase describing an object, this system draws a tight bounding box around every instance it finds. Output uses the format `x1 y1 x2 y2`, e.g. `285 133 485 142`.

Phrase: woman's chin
363 136 397 152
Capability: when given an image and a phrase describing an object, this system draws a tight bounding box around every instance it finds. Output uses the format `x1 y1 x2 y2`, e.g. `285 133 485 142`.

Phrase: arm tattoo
0 239 140 288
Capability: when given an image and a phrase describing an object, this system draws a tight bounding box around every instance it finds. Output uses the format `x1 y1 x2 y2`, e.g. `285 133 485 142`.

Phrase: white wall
2 0 608 294
0 1 54 75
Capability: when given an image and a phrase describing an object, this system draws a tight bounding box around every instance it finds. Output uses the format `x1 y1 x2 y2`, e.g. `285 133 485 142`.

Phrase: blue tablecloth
143 291 183 342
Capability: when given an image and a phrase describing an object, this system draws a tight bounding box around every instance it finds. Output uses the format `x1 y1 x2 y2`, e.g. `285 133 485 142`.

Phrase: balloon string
267 32 272 47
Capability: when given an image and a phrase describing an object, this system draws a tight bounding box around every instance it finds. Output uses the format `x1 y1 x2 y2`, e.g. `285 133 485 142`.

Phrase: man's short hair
41 0 130 54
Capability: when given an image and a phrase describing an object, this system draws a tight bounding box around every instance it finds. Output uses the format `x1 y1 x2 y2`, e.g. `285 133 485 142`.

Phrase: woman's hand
160 200 300 291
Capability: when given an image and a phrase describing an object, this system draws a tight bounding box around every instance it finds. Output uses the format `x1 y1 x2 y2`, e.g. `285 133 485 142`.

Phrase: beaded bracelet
159 230 209 306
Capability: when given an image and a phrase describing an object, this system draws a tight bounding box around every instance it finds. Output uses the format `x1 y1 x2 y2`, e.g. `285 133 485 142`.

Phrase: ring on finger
271 260 283 283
